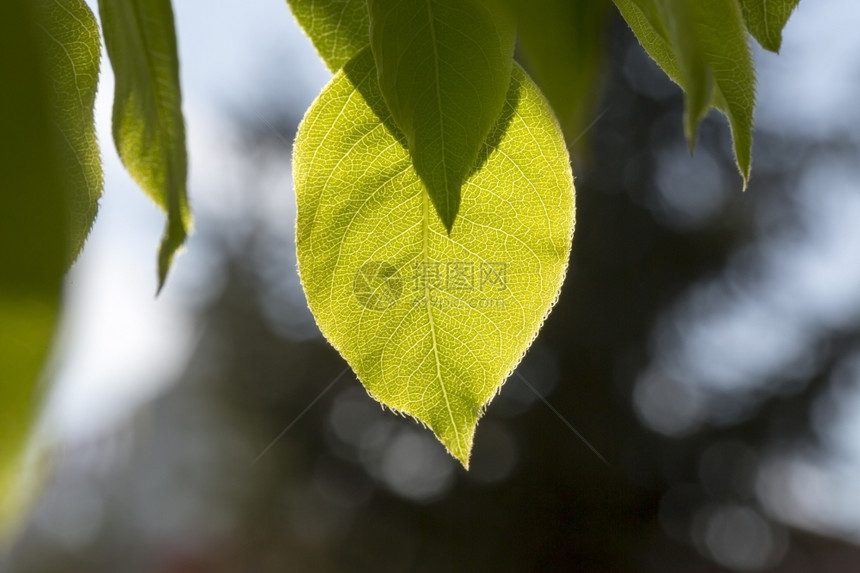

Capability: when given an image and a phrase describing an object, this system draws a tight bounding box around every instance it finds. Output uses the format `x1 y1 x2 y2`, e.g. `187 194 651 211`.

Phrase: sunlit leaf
286 0 370 72
98 0 191 290
614 0 756 183
0 0 69 534
294 49 574 466
738 0 801 53
367 0 516 231
34 0 103 263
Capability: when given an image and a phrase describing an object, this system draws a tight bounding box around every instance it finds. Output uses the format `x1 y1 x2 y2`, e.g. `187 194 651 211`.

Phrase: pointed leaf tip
368 0 516 231
738 0 801 53
156 219 187 295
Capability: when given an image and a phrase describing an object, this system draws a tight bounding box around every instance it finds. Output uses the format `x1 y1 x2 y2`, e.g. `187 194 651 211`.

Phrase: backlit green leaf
614 0 756 183
0 0 69 534
34 0 103 263
738 0 800 53
98 0 191 290
286 0 370 72
367 0 516 232
294 49 574 466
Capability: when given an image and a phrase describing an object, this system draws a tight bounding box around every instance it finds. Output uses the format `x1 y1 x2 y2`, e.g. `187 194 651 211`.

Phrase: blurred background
4 0 860 571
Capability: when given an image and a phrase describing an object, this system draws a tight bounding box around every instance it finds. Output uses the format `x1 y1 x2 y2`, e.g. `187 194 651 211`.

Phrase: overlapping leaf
34 0 103 262
294 49 574 465
614 0 756 183
286 0 370 71
368 0 516 231
98 0 190 289
0 0 69 534
739 0 801 53
652 0 712 148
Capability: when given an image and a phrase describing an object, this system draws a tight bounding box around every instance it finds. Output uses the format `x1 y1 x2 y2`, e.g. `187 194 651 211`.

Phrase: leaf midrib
120 0 183 213
127 3 166 152
761 0 771 42
425 0 451 221
422 183 460 454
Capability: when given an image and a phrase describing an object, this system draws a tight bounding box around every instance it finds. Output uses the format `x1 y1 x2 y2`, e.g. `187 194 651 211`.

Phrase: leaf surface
614 0 756 183
98 0 190 289
0 0 69 533
294 49 574 466
286 0 370 71
368 0 516 231
738 0 800 52
34 0 103 262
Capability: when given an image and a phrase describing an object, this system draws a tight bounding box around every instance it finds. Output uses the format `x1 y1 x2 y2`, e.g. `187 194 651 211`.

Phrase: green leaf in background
502 0 610 145
286 0 370 72
738 0 801 53
34 0 103 263
652 0 713 149
614 0 756 184
367 0 516 232
616 0 714 142
692 0 756 184
98 0 191 290
614 0 682 80
294 49 574 466
0 1 69 535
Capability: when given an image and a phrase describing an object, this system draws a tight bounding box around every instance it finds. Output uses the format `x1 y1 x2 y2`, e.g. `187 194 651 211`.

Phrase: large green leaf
367 0 516 232
614 0 756 183
294 49 574 466
98 0 191 290
0 1 69 534
34 0 103 263
502 0 610 144
738 0 800 53
286 0 370 72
